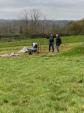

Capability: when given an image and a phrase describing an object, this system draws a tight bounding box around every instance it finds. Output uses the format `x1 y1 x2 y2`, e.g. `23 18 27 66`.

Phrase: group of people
26 33 62 55
49 33 62 52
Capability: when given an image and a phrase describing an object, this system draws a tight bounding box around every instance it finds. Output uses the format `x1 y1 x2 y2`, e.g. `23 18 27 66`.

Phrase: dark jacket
56 36 62 46
49 36 54 44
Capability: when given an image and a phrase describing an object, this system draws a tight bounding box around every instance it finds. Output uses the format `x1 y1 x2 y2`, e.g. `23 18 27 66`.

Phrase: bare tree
20 10 29 34
41 16 46 34
29 9 41 34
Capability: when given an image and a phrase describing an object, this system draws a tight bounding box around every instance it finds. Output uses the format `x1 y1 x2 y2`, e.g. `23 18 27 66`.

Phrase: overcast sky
0 0 84 20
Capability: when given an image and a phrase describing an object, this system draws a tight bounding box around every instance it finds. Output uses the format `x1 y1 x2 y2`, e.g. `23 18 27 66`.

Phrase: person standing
49 33 54 52
56 33 62 52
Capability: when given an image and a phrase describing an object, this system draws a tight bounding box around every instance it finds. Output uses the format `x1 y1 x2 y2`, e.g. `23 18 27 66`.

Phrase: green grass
63 35 84 43
0 35 84 113
0 35 84 48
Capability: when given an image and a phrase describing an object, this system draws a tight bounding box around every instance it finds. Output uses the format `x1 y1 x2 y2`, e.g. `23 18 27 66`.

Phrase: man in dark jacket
56 33 62 52
49 33 54 52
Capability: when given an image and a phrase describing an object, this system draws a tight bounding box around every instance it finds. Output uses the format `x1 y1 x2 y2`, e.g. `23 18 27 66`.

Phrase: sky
0 0 84 20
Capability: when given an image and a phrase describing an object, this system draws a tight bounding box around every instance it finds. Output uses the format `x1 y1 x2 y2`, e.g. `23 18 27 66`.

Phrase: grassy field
0 35 84 113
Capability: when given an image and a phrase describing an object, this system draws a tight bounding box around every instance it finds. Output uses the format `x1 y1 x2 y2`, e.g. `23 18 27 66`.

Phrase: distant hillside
0 19 70 27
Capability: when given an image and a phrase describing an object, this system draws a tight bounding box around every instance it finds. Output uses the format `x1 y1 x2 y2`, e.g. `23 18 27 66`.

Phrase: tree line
0 9 84 41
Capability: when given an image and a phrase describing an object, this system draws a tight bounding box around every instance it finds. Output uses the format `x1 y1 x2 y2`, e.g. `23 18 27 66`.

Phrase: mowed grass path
0 35 84 113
